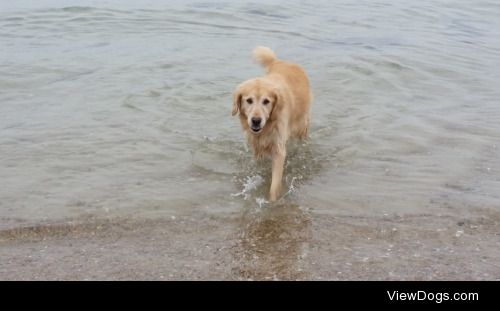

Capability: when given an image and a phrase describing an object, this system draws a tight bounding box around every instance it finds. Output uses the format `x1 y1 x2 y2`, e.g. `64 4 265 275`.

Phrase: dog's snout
251 117 262 127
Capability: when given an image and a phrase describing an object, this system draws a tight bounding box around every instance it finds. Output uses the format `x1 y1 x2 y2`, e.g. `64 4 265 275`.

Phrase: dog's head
232 78 281 134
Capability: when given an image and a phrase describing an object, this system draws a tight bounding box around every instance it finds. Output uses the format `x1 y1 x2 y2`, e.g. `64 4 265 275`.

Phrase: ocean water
1 0 499 280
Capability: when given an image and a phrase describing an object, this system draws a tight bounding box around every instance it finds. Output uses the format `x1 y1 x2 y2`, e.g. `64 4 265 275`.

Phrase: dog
232 46 312 201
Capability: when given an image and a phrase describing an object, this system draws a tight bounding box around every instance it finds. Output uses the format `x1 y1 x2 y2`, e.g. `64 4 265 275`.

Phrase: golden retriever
232 46 312 201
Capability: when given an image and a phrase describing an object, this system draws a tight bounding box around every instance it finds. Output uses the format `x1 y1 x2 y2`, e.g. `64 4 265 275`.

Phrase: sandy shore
1 206 499 280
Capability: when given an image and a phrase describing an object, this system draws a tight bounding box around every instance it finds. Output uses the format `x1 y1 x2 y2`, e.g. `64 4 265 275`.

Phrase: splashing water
255 197 268 208
283 175 302 198
231 175 263 200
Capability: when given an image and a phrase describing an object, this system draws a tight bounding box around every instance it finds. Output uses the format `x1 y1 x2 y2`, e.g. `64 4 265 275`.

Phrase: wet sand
1 205 498 280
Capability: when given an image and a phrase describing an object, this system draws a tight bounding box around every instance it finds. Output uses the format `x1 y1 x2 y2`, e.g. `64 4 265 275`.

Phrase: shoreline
1 207 498 280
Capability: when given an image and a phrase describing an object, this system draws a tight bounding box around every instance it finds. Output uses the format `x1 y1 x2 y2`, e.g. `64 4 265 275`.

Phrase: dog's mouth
250 126 262 134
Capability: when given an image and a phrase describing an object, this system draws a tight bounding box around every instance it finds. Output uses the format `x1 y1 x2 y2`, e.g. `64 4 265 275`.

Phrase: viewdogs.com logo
387 291 478 303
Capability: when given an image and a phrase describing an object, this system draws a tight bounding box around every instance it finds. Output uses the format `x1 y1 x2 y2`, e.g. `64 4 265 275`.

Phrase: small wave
61 6 94 13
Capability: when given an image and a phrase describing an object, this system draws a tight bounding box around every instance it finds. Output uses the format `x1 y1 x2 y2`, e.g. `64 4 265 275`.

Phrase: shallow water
1 0 499 280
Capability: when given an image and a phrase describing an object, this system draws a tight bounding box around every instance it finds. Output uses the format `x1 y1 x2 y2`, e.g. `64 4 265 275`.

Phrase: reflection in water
233 202 311 280
229 135 330 280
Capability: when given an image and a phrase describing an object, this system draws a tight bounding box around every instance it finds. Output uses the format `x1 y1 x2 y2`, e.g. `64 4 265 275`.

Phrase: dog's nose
251 117 262 127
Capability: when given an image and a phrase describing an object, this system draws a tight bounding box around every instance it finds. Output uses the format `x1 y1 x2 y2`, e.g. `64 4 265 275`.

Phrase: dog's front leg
269 148 286 201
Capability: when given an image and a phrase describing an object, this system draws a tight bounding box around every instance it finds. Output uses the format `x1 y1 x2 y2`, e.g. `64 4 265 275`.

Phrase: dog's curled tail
252 46 277 70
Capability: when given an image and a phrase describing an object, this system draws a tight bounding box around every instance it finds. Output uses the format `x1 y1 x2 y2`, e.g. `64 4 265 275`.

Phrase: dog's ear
231 87 242 116
269 87 284 121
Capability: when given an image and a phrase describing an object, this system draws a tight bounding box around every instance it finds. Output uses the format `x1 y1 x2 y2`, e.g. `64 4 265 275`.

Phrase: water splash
231 175 263 200
255 197 268 208
283 175 302 198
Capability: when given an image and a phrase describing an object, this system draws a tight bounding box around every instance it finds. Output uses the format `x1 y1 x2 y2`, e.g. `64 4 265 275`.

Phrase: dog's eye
246 98 253 104
262 99 270 105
